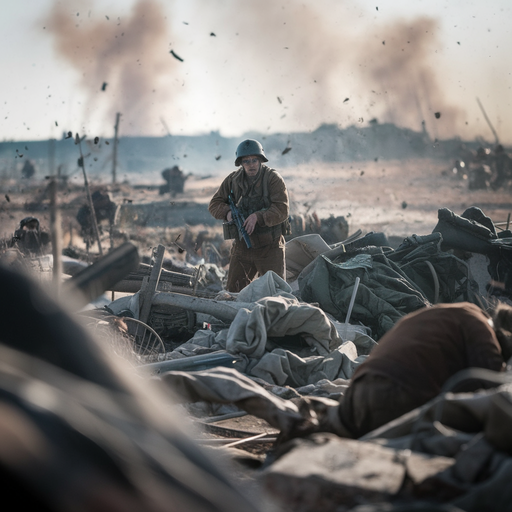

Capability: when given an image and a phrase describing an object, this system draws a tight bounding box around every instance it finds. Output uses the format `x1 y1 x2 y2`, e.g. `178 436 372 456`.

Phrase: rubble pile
93 206 512 511
1 202 512 512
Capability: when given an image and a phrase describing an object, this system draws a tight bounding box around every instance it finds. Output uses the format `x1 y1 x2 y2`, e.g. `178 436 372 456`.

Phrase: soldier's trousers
226 237 285 293
338 373 425 438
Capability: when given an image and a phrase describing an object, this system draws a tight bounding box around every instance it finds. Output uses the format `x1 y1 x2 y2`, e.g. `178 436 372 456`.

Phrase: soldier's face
24 221 39 231
241 156 261 177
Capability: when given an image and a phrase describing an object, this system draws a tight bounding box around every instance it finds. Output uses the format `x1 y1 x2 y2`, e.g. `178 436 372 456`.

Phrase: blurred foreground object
0 263 262 512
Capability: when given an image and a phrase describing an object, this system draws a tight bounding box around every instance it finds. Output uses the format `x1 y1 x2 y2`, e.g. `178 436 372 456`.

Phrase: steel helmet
234 139 268 166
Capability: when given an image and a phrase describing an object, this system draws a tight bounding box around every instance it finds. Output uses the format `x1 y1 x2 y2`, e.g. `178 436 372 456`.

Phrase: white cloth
226 295 343 357
236 271 296 303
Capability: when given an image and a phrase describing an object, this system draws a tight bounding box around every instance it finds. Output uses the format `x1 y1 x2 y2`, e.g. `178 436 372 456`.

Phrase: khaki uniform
209 164 289 292
339 303 504 437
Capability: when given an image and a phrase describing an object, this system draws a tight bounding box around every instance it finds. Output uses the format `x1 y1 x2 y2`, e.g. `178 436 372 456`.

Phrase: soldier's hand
243 213 258 235
226 211 233 222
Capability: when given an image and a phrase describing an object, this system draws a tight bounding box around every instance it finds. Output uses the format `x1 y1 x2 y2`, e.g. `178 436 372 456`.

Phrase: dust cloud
356 16 464 140
44 0 180 136
192 1 464 139
44 0 466 140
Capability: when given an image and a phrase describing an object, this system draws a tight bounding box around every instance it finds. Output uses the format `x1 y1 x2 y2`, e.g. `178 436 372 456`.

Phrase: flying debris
210 32 216 37
65 131 73 139
277 97 282 104
173 234 185 254
101 82 108 91
401 201 408 209
94 137 99 144
5 194 10 202
343 98 349 103
435 112 441 119
170 50 184 62
282 147 292 155
215 155 221 161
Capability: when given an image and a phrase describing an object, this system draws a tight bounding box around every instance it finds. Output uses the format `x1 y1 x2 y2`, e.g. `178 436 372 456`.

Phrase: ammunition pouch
223 221 239 240
224 219 290 246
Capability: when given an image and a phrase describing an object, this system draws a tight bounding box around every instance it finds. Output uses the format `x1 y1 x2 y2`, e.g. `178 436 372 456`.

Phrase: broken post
63 242 139 309
112 112 121 184
49 178 62 293
139 244 165 324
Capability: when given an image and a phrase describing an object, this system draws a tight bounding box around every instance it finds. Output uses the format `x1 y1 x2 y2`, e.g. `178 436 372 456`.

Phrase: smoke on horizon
44 0 180 136
44 0 466 140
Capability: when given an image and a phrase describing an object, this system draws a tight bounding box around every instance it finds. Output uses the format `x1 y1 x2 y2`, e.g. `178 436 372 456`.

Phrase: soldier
160 165 188 197
21 159 36 179
10 216 51 256
208 139 290 292
490 144 512 190
338 302 512 438
468 146 492 190
76 189 117 247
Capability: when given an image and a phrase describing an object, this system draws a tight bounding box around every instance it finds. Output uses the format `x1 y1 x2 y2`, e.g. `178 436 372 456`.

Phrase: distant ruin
0 122 497 183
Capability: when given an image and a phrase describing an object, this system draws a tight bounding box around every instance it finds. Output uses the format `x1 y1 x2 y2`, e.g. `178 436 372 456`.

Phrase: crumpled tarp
227 295 343 357
358 372 512 512
0 264 261 512
388 232 482 306
249 342 366 387
299 248 430 339
157 366 350 437
161 272 371 387
236 270 297 302
158 366 303 432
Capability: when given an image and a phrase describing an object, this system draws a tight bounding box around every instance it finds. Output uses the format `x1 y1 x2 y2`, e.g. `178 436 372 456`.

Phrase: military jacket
208 164 289 247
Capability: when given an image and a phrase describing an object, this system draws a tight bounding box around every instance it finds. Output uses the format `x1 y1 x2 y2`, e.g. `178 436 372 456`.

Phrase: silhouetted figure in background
10 216 51 256
21 159 36 179
159 165 188 197
490 144 512 190
468 146 492 190
76 190 117 248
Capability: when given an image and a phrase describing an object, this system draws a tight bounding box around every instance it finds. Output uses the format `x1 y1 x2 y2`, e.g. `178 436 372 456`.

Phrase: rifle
228 193 252 248
141 350 241 376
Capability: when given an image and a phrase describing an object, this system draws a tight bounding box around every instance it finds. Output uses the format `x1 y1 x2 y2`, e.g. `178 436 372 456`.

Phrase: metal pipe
151 292 255 323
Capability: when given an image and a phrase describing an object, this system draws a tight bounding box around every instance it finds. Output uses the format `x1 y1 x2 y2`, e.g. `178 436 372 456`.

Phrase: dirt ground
1 157 511 253
159 157 512 240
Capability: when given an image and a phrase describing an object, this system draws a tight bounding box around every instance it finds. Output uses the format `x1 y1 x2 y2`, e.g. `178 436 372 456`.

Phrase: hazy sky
2 0 512 143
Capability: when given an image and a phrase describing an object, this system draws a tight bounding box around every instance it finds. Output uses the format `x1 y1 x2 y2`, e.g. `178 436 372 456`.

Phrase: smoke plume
184 0 465 138
45 0 179 136
44 0 466 140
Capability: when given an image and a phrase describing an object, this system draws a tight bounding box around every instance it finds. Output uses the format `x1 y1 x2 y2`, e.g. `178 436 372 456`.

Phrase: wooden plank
139 244 165 324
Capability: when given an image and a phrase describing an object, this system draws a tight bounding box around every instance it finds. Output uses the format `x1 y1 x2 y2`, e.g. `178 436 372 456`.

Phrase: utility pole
112 112 121 184
48 138 56 177
76 134 103 256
